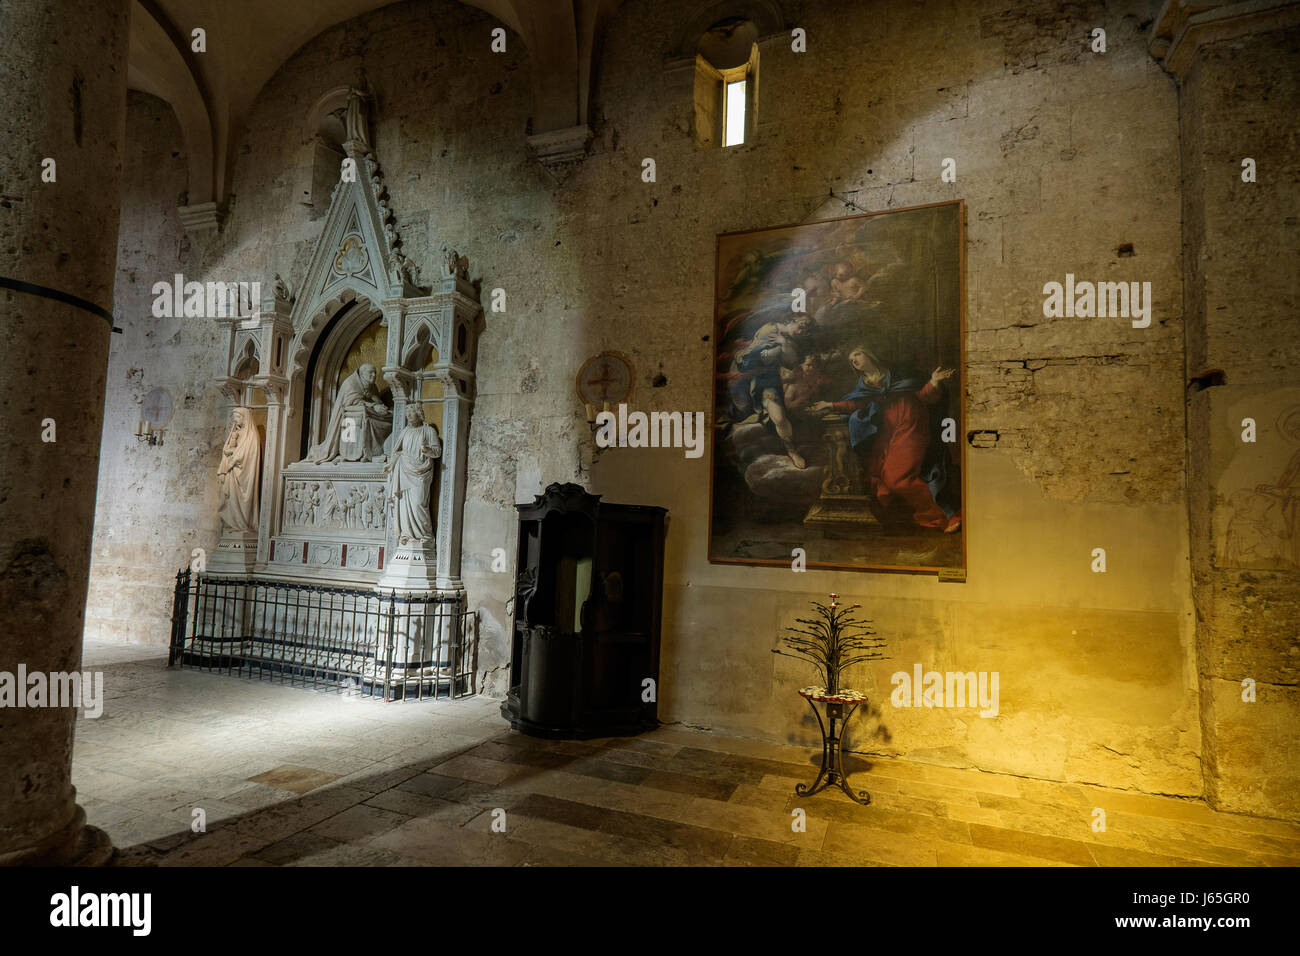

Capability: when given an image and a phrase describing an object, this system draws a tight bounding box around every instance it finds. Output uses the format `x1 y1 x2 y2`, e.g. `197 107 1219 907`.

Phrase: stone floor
75 642 1300 867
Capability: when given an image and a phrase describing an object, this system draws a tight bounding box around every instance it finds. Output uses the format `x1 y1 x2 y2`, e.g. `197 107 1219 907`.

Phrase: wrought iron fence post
168 567 190 667
384 590 396 702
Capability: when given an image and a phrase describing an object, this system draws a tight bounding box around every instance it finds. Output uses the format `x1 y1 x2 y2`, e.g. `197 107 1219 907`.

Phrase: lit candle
585 403 595 422
135 420 143 437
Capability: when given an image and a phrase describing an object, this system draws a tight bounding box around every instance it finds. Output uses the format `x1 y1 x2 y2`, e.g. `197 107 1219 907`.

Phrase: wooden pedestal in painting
803 416 882 536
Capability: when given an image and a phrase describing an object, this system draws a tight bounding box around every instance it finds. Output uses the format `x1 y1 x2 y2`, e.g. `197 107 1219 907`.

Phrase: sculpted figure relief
344 67 372 152
217 408 261 533
384 405 441 546
308 363 392 463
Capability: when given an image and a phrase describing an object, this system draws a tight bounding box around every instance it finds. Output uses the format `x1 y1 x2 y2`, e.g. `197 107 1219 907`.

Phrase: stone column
0 0 130 863
435 369 473 591
1150 1 1300 820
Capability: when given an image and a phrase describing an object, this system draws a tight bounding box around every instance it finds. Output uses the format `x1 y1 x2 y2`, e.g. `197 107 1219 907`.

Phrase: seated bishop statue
307 362 393 463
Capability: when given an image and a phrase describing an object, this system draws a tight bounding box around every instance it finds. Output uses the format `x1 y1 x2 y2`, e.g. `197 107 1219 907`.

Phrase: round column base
0 805 115 867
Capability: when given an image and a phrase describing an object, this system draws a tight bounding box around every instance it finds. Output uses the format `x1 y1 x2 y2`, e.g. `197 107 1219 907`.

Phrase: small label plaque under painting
938 568 966 583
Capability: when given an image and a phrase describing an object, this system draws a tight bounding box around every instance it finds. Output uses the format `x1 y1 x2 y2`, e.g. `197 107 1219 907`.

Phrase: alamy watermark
890 664 999 718
593 403 705 459
50 886 150 935
0 666 104 718
151 273 261 320
1042 273 1151 328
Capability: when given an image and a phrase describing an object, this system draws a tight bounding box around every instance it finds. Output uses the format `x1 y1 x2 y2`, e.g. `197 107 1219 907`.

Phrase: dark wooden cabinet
501 483 668 738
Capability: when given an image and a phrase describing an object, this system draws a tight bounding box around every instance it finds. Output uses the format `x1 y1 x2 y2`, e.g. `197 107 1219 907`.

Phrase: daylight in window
724 79 746 146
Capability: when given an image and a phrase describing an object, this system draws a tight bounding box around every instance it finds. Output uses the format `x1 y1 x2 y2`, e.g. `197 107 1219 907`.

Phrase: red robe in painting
830 379 950 530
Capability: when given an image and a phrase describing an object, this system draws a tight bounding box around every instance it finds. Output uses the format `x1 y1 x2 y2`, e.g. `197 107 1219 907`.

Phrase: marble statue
217 408 261 533
307 363 392 462
273 272 292 304
344 67 372 152
394 250 420 287
384 405 441 545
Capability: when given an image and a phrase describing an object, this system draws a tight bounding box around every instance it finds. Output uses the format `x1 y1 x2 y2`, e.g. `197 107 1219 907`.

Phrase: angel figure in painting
726 314 817 469
217 408 261 533
384 405 441 546
809 346 961 533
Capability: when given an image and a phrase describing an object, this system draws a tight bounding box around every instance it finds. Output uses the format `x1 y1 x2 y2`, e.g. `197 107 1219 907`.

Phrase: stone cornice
1149 0 1300 78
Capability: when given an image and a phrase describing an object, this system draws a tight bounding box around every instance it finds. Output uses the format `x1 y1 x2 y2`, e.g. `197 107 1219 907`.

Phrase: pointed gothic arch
212 142 484 595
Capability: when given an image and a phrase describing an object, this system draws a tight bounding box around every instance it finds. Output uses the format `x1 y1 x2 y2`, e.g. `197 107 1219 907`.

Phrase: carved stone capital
250 376 290 404
527 124 594 171
216 377 246 404
382 367 416 402
1149 0 1300 78
178 200 226 235
431 366 474 402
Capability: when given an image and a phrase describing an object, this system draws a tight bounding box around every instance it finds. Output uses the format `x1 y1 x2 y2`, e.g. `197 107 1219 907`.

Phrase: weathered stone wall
1179 23 1300 819
86 92 227 646
90 0 1210 801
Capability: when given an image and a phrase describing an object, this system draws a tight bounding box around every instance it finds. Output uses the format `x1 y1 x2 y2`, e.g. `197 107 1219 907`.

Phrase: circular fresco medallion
575 351 634 407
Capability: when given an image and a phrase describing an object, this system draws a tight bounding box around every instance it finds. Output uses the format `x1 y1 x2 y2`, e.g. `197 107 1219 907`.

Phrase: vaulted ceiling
127 0 621 227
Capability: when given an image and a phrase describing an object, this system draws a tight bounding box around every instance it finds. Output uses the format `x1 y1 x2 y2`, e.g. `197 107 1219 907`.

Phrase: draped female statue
217 407 261 533
344 67 372 152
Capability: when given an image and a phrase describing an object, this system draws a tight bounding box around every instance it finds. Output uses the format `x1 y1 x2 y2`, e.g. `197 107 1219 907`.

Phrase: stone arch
402 317 440 370
303 86 351 219
289 288 362 381
669 0 784 60
295 290 385 460
232 337 260 380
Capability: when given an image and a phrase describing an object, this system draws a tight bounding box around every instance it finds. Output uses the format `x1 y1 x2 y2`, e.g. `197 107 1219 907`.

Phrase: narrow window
724 79 747 146
692 17 759 149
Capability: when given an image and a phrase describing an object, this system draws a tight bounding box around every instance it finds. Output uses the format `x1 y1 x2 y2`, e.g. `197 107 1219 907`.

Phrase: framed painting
709 199 967 576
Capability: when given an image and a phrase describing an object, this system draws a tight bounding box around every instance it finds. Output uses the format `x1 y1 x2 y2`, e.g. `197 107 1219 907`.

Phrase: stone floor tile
368 818 532 866
246 765 341 794
563 757 653 787
428 753 528 785
795 846 894 867
310 804 410 842
364 789 486 827
1086 843 1226 867
396 772 469 799
936 843 1075 866
640 769 738 801
254 831 343 865
723 835 801 866
820 821 940 866
728 783 795 811
518 846 611 867
967 823 1096 866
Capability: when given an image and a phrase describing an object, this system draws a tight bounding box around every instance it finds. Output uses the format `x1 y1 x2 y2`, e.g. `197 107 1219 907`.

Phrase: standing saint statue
384 405 441 546
308 363 393 462
344 67 372 153
217 407 261 533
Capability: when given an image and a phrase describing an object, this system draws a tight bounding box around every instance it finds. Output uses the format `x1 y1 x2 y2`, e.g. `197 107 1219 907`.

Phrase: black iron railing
168 569 475 701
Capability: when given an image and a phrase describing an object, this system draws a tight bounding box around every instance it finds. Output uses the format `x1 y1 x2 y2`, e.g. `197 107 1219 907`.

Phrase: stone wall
1179 23 1300 819
86 92 227 646
90 0 1210 801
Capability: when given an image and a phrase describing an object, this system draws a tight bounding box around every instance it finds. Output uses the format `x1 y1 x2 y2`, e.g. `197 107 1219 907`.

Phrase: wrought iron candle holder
774 593 887 804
